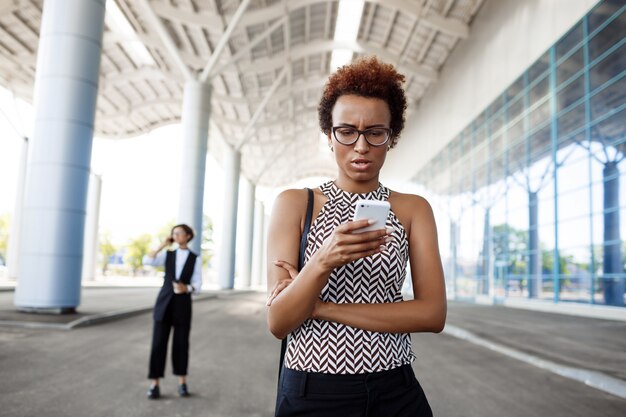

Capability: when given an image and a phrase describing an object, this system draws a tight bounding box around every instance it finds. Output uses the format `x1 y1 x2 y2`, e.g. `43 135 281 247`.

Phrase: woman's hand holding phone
314 221 393 273
269 200 393 305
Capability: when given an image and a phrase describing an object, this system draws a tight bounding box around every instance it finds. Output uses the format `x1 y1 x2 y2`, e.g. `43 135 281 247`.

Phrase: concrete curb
0 293 218 330
443 324 626 400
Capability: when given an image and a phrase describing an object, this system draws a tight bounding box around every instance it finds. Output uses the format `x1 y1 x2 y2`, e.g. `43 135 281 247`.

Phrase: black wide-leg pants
148 300 191 379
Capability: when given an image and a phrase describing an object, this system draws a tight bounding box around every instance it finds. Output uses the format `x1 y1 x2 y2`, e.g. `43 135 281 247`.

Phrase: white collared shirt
142 248 203 293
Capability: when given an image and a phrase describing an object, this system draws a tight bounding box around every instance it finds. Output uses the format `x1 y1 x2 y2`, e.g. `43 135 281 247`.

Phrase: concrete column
218 146 241 289
603 161 624 306
6 137 28 281
14 0 105 311
449 220 458 300
252 201 265 287
484 208 495 301
528 191 540 298
239 178 255 288
81 174 102 281
178 81 211 255
480 208 491 296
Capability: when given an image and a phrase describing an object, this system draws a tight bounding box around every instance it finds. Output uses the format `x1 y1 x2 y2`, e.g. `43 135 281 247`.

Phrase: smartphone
352 199 390 233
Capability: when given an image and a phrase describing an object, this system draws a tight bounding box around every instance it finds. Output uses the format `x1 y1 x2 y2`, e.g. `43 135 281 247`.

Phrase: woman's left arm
313 195 447 333
189 256 203 293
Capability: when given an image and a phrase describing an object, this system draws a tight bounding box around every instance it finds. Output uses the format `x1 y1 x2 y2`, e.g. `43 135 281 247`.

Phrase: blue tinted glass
590 42 625 90
557 75 585 112
557 49 584 85
590 72 625 118
529 52 550 81
556 23 583 60
588 0 624 35
589 9 625 62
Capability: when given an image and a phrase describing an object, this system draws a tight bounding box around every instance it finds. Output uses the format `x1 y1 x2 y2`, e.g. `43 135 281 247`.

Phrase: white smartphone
352 199 390 233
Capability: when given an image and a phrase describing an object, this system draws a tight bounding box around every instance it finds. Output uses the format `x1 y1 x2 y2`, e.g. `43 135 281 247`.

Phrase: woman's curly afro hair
318 56 407 148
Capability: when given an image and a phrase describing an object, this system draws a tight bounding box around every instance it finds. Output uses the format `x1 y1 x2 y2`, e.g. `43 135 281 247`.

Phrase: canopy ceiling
0 0 484 186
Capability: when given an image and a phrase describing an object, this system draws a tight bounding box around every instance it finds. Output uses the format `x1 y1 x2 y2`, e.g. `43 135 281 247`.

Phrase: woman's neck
334 176 380 194
178 244 188 250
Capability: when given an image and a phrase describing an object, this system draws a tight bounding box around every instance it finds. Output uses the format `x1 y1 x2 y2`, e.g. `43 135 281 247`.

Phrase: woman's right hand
314 219 393 272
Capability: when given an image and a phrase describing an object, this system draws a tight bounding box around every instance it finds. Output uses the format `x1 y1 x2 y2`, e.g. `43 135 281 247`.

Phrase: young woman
266 56 446 416
143 224 202 399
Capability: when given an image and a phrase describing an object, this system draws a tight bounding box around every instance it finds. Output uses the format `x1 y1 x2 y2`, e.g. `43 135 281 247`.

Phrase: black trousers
275 365 432 417
148 301 191 379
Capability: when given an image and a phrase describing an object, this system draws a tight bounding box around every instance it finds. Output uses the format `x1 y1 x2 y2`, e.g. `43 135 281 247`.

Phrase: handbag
277 188 314 383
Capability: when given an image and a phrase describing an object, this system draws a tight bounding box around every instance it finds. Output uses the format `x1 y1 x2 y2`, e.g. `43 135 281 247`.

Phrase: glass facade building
415 0 625 307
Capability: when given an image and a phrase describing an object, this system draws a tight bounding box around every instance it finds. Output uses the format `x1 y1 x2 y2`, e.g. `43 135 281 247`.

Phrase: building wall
408 0 625 307
383 0 599 181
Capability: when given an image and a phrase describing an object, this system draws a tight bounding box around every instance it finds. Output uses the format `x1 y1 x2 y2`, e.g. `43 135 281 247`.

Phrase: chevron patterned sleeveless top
284 181 416 374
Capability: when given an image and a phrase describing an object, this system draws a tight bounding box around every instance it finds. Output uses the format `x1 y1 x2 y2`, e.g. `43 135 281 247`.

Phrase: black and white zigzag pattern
285 181 416 374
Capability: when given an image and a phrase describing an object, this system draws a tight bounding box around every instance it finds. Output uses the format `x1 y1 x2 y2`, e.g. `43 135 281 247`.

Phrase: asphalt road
0 292 624 417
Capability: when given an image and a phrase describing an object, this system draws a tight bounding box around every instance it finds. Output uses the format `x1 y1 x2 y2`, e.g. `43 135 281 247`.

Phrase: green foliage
201 214 214 268
0 213 10 264
491 224 528 274
98 231 118 275
124 233 153 275
541 248 570 274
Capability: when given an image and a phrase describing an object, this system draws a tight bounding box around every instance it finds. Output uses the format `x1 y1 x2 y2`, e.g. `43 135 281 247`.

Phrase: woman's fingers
274 260 299 279
335 222 392 244
266 278 294 306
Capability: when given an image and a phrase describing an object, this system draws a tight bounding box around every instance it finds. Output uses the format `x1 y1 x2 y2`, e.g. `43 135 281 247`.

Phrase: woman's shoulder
273 187 322 216
274 188 314 206
388 189 432 211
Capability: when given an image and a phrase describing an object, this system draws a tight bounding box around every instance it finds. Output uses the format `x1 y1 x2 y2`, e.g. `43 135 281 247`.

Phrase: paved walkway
0 287 624 416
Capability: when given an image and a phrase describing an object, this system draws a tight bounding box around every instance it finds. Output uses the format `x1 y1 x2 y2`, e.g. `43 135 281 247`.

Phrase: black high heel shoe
147 384 160 399
178 383 189 397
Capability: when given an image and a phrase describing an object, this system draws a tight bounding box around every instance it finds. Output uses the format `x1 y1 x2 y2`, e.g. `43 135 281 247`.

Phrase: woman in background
143 224 202 399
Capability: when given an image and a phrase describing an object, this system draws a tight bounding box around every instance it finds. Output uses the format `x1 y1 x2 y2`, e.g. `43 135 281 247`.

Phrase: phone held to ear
352 199 390 233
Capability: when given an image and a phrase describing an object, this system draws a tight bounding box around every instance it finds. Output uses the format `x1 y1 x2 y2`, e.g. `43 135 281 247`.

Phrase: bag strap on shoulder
298 188 314 270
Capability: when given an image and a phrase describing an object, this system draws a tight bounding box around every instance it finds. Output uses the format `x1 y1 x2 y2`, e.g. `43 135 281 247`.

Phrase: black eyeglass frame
331 126 393 147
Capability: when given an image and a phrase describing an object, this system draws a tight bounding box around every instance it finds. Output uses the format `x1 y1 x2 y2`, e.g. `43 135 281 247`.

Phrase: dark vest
152 249 198 323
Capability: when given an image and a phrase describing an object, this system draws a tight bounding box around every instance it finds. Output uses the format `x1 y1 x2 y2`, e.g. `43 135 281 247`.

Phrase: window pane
590 75 625 120
589 0 624 35
530 77 549 106
557 74 585 112
589 8 625 62
590 42 625 91
557 49 584 86
558 102 585 141
592 106 625 147
529 52 550 82
530 125 552 161
506 75 525 102
556 22 583 60
529 101 551 128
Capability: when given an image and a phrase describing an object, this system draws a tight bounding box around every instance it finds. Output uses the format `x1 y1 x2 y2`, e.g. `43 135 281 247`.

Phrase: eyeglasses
331 126 392 147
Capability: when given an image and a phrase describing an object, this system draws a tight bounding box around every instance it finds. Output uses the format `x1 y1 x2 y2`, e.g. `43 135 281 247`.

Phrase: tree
0 213 10 265
492 223 527 275
98 232 118 275
201 214 214 268
124 234 153 275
